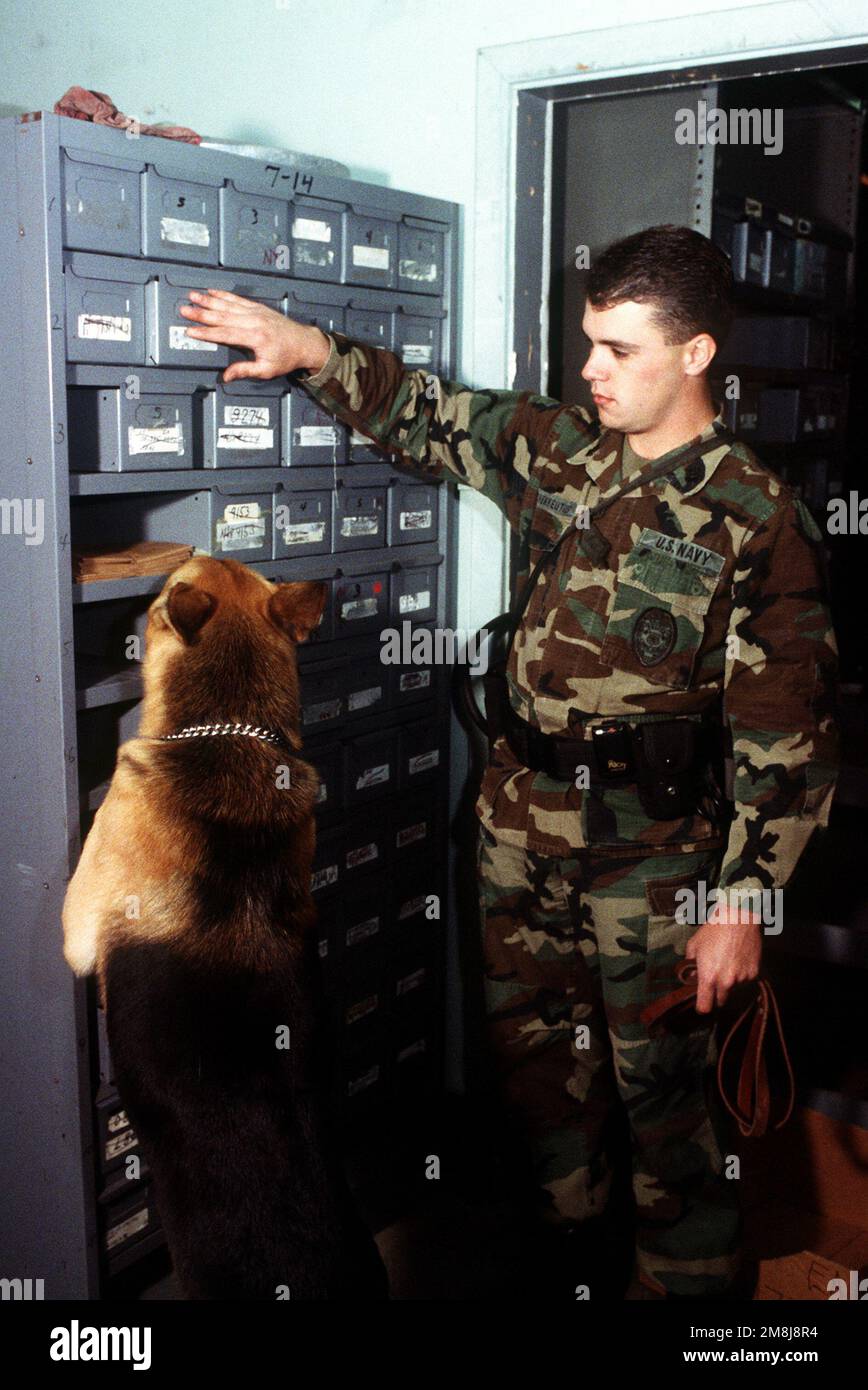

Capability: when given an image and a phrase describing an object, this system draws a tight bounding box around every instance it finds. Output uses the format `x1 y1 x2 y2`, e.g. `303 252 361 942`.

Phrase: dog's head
141 556 327 741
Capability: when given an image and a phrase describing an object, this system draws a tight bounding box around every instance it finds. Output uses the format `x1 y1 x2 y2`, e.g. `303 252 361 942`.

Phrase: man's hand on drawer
180 289 330 383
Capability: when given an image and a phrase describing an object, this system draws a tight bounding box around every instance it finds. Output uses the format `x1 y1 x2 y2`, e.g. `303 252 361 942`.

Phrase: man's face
580 299 710 435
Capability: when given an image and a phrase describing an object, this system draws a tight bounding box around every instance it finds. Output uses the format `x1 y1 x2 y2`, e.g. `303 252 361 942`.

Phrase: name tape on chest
637 528 725 575
537 489 581 521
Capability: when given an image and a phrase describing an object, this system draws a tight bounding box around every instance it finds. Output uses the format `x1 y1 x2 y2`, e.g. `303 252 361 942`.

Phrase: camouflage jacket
297 330 840 894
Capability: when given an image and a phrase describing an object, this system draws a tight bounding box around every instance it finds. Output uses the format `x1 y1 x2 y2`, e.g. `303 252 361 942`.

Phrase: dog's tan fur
62 556 325 989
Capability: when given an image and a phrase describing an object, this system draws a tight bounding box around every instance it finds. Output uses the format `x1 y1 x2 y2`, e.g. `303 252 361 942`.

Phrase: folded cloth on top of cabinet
72 541 195 582
53 87 201 144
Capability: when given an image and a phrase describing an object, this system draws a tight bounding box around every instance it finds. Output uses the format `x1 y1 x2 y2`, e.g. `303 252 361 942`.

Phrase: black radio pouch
633 720 703 820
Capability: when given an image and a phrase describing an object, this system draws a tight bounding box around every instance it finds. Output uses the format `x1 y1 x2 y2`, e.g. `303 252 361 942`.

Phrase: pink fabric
53 86 201 144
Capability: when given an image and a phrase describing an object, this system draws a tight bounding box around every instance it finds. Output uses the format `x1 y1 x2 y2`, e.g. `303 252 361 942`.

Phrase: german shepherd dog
62 556 389 1300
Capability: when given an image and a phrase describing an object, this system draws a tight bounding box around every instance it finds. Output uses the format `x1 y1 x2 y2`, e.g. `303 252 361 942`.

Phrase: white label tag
400 509 433 530
292 216 332 243
160 215 210 246
399 893 426 921
409 749 439 775
352 243 390 270
284 520 326 546
296 424 337 447
397 967 426 996
399 258 438 283
106 1206 149 1251
128 423 183 455
347 1064 379 1096
348 685 382 711
346 842 378 869
170 324 218 351
303 698 342 725
315 781 328 804
399 670 430 692
224 404 270 427
215 501 266 551
346 994 378 1025
397 820 427 848
311 864 339 891
217 426 274 449
402 344 433 365
398 1038 427 1063
355 762 389 790
346 916 380 947
399 589 431 613
341 596 377 620
351 428 375 446
105 1129 138 1161
78 313 131 342
341 515 379 537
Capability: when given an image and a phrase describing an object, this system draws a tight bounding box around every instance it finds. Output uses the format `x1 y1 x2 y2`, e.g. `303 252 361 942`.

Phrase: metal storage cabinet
0 111 459 1298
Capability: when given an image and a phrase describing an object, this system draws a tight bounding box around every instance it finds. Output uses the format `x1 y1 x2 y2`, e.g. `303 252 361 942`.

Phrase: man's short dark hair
586 224 734 351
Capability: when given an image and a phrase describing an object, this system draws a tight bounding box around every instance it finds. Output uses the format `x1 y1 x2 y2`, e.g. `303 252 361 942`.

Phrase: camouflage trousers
476 820 743 1297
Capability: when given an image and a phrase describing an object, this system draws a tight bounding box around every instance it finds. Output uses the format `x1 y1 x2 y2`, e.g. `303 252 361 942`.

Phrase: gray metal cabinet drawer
200 384 282 468
343 728 398 806
209 487 272 561
300 661 344 734
389 563 439 622
398 220 445 295
62 147 143 256
388 481 439 547
345 652 388 719
148 266 234 368
333 573 388 638
141 165 220 264
291 197 344 282
332 487 387 552
283 389 348 466
273 490 332 558
64 253 149 364
394 307 443 371
219 181 290 273
68 386 193 471
343 206 398 289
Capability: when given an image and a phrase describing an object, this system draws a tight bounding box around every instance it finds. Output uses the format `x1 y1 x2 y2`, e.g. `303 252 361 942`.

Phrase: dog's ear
165 581 218 643
268 581 328 644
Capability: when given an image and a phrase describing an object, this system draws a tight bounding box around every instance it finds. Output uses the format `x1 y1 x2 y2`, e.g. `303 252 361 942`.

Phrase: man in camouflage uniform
180 224 839 1299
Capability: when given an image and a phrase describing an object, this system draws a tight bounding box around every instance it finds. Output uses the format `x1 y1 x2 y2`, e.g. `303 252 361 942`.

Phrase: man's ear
268 581 328 644
165 581 218 643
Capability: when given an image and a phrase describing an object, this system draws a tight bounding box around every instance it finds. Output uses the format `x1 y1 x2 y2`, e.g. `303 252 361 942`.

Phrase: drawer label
348 1064 379 1096
398 893 426 921
400 509 433 530
292 217 332 243
399 589 431 613
224 404 270 427
311 864 339 892
402 344 434 365
346 842 378 869
399 670 431 692
341 515 379 537
105 1129 138 1162
409 749 440 775
398 1038 428 1063
341 596 378 621
105 1205 149 1252
128 423 184 456
346 915 380 947
283 520 326 546
397 820 427 848
348 685 382 711
217 426 274 450
78 313 131 342
296 424 337 447
161 215 210 247
346 993 379 1026
397 967 427 996
352 243 390 270
355 762 390 790
215 501 267 551
400 258 438 283
303 698 342 725
170 324 218 351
